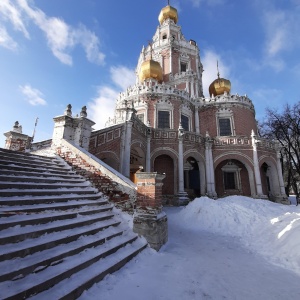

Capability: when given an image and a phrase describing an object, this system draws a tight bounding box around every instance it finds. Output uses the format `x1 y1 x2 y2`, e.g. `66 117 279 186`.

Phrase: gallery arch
260 160 281 201
215 159 251 197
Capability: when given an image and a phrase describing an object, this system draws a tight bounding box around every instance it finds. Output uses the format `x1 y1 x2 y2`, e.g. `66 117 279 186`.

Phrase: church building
88 4 288 205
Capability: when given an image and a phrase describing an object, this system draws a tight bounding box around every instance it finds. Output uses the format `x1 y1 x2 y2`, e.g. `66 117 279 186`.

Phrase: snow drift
178 196 300 275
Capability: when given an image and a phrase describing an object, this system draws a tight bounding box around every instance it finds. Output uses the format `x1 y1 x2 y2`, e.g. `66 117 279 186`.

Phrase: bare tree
261 102 300 205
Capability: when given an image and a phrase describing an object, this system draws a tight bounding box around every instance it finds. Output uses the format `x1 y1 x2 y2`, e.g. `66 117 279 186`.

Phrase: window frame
181 114 189 131
158 110 171 129
216 108 235 137
155 100 174 129
218 118 232 136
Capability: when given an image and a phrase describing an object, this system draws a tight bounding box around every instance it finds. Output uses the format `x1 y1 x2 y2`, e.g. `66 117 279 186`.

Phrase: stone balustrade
116 83 190 103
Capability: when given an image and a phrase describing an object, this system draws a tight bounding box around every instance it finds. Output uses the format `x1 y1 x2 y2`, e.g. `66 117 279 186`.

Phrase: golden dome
139 59 163 82
158 5 178 24
209 77 231 97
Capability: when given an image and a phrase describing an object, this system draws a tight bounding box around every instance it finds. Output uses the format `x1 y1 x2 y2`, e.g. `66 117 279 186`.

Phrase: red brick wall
199 105 257 137
56 145 134 213
136 173 164 213
89 125 123 171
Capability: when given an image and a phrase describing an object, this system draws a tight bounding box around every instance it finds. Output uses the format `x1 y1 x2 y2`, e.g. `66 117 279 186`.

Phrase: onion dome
209 62 231 96
139 59 163 82
158 5 178 24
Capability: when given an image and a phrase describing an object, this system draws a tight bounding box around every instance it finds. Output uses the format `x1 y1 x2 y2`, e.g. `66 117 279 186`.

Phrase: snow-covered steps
0 193 104 206
0 148 147 299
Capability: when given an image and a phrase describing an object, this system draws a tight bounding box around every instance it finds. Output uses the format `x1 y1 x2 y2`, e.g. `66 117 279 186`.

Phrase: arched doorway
260 161 281 201
184 156 200 197
215 159 251 197
154 154 174 197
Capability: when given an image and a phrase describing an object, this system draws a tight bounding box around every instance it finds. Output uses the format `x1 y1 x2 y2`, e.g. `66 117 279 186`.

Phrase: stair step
0 187 97 197
0 199 107 215
0 164 74 176
0 159 71 172
0 217 121 261
0 174 85 184
0 193 105 206
0 204 113 229
31 238 147 300
0 148 55 163
0 168 81 179
0 233 143 300
0 211 115 245
0 181 91 190
0 225 125 282
0 153 62 167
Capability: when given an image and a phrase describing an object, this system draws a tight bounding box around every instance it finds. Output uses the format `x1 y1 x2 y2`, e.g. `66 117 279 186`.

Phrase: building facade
88 5 288 205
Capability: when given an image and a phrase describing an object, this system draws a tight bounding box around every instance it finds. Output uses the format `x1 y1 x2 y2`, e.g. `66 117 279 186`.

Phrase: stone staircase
0 148 147 299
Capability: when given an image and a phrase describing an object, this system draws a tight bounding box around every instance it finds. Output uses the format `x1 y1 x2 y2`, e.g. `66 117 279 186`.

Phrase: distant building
88 4 288 205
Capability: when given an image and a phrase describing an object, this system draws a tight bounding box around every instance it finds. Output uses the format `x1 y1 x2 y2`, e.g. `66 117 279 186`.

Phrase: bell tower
136 2 204 98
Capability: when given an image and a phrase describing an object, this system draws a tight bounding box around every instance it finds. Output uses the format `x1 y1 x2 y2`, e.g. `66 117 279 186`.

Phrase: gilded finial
217 60 220 79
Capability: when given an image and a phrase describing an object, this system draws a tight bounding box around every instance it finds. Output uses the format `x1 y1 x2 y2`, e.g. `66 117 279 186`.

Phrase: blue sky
1 0 300 147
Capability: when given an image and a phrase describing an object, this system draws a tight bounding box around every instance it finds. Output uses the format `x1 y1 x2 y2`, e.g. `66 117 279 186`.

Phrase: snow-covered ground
80 196 300 300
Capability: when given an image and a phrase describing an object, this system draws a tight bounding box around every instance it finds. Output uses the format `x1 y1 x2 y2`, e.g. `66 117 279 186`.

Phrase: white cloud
264 10 291 57
201 49 230 97
188 0 225 7
0 0 29 38
256 1 300 71
88 66 136 130
0 26 18 50
17 0 105 65
88 86 118 130
20 84 47 106
73 24 105 65
0 0 105 65
110 66 136 90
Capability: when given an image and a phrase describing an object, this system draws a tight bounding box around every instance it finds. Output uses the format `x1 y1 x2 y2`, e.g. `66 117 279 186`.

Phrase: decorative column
195 107 200 134
120 106 136 178
146 125 151 172
133 172 168 251
251 130 267 198
275 143 289 204
186 80 190 93
177 124 189 205
205 132 217 198
121 120 133 178
191 78 195 98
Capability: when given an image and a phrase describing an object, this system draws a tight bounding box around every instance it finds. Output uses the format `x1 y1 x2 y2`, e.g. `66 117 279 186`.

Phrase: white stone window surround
221 161 242 191
155 100 174 129
134 101 148 124
179 52 190 72
135 109 147 124
180 104 193 131
216 108 235 136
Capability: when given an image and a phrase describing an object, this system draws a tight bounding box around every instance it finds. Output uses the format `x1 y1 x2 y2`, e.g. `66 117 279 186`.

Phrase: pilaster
251 130 267 199
205 132 217 198
177 124 189 205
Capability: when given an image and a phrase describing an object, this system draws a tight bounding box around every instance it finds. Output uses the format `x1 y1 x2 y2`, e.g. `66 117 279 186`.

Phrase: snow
80 196 300 300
